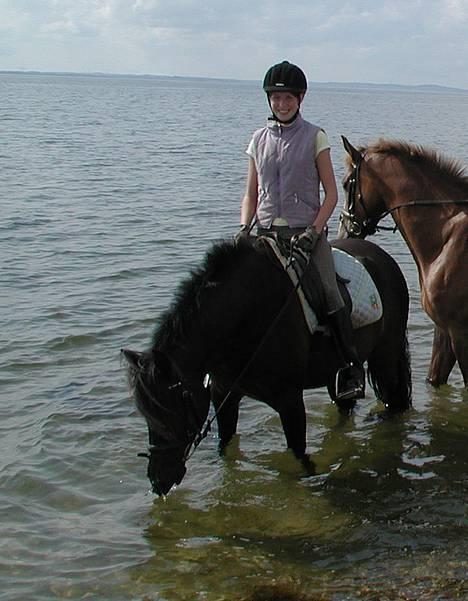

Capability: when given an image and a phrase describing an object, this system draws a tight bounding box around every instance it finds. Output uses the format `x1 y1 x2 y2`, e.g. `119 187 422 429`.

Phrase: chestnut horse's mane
354 138 468 190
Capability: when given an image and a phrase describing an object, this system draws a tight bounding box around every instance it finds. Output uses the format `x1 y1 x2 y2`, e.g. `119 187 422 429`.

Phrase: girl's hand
293 226 320 253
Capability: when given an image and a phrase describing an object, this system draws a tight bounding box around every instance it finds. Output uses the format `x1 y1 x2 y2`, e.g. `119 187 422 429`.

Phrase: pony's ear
341 135 362 164
121 349 142 369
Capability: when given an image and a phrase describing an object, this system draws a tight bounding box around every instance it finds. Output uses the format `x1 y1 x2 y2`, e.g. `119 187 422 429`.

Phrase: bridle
135 360 210 464
340 154 380 237
340 153 468 237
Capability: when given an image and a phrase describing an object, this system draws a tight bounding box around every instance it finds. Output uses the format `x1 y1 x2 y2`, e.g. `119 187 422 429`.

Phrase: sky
1 0 467 89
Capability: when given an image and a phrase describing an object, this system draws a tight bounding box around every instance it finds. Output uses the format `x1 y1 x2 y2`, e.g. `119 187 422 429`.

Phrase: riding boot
327 307 365 402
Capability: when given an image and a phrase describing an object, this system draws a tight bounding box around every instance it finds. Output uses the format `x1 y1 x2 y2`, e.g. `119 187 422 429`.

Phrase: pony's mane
152 239 255 351
359 138 468 189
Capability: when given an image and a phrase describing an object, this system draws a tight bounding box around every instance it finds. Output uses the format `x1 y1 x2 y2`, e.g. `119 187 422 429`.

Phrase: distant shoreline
1 69 467 94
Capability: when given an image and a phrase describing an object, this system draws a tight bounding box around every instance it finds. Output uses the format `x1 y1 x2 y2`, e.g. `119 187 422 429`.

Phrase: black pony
123 237 411 495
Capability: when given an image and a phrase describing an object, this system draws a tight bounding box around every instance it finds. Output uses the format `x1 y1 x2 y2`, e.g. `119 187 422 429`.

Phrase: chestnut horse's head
339 136 390 239
122 348 210 496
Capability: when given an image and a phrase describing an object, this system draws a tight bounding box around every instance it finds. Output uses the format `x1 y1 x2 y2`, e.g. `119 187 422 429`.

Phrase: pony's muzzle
146 447 187 496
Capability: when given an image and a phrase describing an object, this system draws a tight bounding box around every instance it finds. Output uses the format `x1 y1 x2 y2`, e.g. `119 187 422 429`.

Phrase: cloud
0 0 466 88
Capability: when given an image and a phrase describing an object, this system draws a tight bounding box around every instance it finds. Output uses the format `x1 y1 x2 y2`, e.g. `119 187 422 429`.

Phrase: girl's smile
269 91 302 122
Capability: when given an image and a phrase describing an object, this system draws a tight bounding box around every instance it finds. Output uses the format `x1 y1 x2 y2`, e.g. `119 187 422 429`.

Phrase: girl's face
269 91 303 122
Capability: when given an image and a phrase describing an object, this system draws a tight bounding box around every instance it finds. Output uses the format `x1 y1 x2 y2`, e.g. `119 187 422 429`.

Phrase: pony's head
122 348 210 496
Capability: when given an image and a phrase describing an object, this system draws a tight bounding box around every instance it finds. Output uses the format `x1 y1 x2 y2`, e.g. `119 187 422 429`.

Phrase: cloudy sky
1 0 467 88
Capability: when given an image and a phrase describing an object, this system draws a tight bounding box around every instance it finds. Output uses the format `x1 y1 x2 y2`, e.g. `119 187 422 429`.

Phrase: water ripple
1 72 467 601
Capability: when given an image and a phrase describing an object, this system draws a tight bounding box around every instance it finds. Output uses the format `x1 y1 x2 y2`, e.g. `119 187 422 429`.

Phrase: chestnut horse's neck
365 149 468 270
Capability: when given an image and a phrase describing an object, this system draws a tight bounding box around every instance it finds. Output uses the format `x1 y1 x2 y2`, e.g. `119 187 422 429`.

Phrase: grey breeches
309 233 344 313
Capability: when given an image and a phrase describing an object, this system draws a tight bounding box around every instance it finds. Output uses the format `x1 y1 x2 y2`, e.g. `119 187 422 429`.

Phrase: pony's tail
367 332 412 412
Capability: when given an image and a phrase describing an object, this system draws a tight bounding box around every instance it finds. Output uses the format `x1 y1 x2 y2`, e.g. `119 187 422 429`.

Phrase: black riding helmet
263 61 307 96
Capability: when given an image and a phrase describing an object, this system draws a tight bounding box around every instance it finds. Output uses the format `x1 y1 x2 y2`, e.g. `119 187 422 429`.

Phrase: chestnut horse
339 136 468 387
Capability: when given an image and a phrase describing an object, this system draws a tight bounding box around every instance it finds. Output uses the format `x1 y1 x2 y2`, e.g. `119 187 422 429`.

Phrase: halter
340 154 468 237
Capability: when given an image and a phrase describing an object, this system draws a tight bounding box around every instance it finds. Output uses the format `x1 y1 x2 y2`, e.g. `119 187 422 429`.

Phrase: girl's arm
240 157 258 226
313 148 338 234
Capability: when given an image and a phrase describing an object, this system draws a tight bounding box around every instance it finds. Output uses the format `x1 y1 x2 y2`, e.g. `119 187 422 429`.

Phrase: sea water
1 72 467 600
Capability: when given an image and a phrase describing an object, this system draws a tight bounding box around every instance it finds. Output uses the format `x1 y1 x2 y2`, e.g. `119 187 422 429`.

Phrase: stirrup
335 363 365 401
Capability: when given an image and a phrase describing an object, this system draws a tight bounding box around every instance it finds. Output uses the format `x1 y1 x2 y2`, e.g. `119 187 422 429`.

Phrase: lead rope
184 241 309 461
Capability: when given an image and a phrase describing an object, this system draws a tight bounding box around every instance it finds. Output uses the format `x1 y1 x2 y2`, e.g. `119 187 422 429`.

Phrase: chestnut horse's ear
341 135 362 165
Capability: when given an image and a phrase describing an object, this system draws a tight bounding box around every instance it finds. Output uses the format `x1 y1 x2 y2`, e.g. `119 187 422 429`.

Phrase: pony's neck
158 243 285 386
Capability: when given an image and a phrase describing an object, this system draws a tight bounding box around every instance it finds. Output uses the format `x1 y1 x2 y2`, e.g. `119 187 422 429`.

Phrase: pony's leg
367 329 412 413
427 326 457 386
210 382 242 452
277 393 307 459
277 394 315 474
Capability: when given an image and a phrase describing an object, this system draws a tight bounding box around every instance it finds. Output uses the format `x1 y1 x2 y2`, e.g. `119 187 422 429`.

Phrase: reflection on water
127 391 468 600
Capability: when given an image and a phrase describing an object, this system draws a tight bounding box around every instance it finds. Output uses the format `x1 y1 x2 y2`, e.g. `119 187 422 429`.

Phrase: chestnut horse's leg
427 326 456 387
448 328 468 388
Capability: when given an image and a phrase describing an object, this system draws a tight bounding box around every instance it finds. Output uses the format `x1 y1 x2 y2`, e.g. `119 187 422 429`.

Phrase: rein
377 198 468 220
342 155 468 235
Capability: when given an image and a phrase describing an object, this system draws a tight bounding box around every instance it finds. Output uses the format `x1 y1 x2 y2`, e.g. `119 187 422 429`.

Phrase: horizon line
1 68 467 93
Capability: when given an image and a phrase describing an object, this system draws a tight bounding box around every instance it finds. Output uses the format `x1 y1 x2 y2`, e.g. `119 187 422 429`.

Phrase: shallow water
0 73 467 601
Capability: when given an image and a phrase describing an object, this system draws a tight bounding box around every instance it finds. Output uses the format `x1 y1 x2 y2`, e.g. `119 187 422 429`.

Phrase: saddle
256 234 382 335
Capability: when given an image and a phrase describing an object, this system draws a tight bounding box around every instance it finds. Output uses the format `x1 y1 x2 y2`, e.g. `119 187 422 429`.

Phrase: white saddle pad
333 247 383 329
